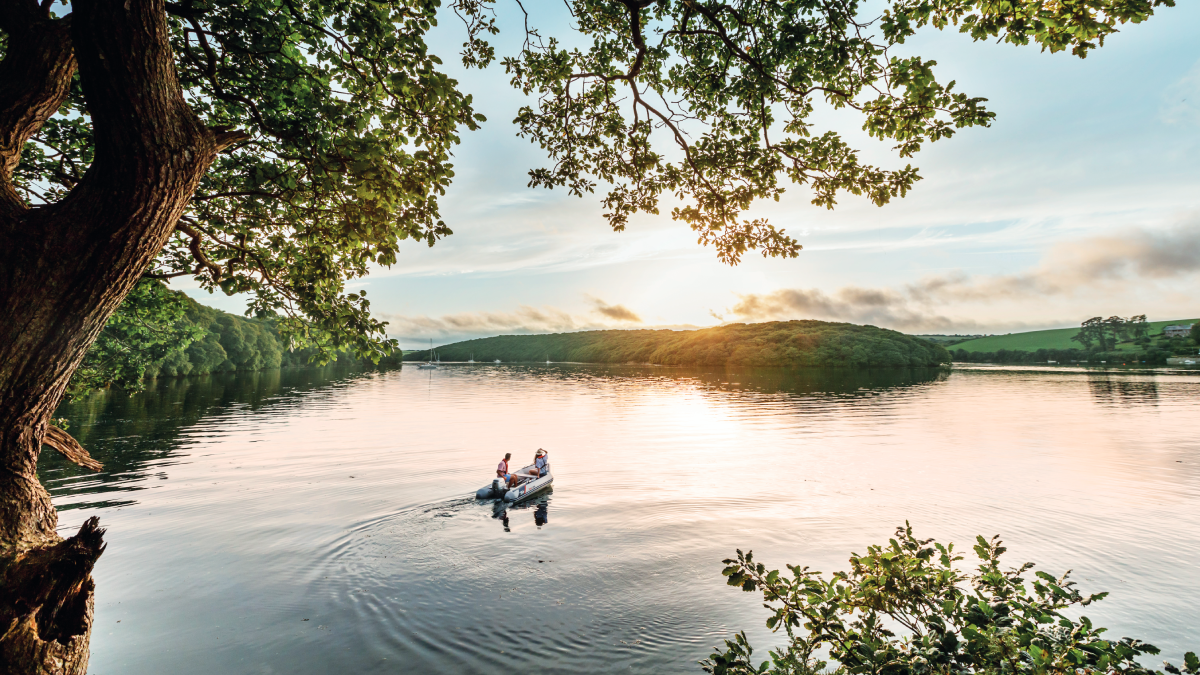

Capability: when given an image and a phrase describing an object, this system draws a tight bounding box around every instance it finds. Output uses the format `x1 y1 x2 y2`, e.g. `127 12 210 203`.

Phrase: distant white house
1163 324 1194 338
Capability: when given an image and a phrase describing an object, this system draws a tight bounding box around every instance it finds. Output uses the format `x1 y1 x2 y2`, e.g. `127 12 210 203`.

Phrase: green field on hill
951 319 1197 353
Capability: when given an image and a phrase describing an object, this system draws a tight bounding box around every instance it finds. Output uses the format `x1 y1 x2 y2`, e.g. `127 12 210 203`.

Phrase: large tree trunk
0 0 238 671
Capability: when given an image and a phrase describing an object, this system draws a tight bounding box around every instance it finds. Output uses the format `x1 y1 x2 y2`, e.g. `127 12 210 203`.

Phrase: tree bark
42 428 103 473
0 0 233 671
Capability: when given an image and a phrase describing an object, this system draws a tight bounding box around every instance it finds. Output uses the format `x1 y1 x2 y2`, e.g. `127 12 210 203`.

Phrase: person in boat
530 448 549 478
497 453 519 488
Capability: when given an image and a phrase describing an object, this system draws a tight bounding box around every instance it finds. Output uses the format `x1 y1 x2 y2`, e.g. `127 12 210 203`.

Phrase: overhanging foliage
707 524 1197 675
7 0 1175 357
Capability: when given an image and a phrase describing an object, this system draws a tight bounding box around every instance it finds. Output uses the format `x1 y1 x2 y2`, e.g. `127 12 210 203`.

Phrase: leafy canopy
1071 315 1148 352
9 0 1173 357
68 280 203 398
504 0 1170 263
706 524 1196 675
14 0 496 360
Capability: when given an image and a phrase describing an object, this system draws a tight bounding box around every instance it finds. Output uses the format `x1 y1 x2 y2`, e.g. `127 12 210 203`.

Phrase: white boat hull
476 463 553 503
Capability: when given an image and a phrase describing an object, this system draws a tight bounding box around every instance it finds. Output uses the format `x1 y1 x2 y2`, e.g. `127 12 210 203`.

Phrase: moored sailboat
417 338 439 369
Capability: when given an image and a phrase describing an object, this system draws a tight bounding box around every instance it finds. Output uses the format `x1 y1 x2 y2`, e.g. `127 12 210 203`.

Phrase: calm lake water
42 364 1200 674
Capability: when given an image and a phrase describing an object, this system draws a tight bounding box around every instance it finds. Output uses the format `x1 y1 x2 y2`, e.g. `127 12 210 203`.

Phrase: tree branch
141 270 193 280
212 127 251 152
41 426 102 472
175 221 222 281
68 0 218 187
0 4 76 216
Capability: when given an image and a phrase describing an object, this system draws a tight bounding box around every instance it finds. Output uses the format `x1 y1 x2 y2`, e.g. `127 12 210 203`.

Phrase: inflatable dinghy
476 462 553 503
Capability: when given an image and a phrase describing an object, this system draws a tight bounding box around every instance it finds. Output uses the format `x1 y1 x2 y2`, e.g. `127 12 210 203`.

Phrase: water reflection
492 493 552 532
512 364 949 396
38 363 1200 675
43 365 948 512
41 365 371 512
1087 373 1161 406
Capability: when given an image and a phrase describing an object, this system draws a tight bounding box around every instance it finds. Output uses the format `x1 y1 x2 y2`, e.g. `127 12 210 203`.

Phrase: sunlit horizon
177 1 1200 344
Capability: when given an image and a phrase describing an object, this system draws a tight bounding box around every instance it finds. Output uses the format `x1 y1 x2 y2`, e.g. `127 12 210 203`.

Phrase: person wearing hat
530 448 549 478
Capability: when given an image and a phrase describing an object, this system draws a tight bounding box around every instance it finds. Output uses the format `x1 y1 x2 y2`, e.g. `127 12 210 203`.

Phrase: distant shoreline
402 321 950 369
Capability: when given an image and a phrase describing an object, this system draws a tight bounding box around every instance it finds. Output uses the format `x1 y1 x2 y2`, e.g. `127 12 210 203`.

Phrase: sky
184 2 1200 346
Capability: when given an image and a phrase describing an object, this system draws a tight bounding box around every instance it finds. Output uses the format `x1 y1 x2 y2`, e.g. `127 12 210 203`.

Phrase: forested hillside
81 290 946 396
144 297 327 379
71 281 389 395
405 321 950 368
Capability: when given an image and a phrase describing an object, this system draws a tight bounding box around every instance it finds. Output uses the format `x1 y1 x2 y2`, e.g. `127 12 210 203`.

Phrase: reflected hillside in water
40 365 370 511
40 364 947 513
518 364 949 395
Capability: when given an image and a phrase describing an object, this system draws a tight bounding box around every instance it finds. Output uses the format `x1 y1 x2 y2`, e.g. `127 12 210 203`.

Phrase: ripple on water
38 364 1200 674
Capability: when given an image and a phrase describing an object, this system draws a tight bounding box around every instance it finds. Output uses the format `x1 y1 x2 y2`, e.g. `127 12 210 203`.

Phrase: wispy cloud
384 306 582 342
908 222 1200 301
1162 59 1200 126
728 287 970 332
384 295 648 343
587 295 642 323
727 221 1200 332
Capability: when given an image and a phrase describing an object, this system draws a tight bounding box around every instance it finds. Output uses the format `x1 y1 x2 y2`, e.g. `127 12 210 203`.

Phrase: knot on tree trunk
0 518 105 673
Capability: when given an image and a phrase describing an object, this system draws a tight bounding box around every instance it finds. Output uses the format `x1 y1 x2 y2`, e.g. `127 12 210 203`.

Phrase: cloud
729 287 969 332
1162 59 1200 126
383 296 645 342
727 221 1200 332
383 306 582 342
587 295 642 323
907 223 1200 302
1048 226 1200 280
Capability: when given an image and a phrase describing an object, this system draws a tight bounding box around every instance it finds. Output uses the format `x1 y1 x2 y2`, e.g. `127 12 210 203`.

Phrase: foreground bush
706 524 1196 675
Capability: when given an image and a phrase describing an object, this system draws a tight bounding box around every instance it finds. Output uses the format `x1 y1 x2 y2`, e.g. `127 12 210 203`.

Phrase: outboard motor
476 478 506 500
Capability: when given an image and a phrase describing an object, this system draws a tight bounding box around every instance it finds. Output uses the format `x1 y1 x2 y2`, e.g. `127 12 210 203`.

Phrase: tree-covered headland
0 0 1175 670
70 280 396 398
406 321 949 367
